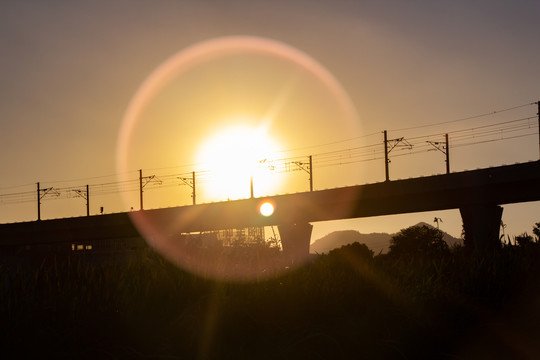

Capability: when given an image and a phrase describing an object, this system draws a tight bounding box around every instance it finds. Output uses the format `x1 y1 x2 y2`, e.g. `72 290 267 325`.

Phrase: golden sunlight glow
259 201 275 217
197 123 281 200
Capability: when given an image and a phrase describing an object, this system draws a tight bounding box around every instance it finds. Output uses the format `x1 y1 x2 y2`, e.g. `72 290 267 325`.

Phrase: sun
196 123 281 201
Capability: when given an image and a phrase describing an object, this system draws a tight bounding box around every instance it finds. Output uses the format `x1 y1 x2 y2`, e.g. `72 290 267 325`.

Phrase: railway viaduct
1 160 539 260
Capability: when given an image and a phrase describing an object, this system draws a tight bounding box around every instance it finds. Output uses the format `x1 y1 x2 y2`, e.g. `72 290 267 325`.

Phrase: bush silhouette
327 241 374 260
515 232 536 247
388 224 449 258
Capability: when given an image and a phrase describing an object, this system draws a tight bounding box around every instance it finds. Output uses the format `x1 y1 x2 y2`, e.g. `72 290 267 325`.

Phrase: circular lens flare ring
115 35 360 282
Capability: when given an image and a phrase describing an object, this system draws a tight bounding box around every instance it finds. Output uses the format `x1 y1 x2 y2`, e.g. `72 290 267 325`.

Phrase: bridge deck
1 161 539 247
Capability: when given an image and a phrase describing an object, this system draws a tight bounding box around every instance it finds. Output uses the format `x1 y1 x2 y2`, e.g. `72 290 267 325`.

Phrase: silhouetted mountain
310 222 462 254
310 230 391 255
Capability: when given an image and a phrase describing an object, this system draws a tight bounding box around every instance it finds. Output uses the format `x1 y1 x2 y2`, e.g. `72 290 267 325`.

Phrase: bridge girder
1 161 539 256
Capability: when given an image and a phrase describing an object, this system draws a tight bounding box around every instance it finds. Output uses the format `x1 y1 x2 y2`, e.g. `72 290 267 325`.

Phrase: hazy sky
1 0 539 239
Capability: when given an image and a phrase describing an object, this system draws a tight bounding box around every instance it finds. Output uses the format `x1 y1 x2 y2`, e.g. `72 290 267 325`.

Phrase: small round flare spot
259 201 275 217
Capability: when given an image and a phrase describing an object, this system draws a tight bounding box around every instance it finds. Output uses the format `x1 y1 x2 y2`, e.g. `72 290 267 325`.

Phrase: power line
1 102 538 213
271 131 381 156
2 123 536 205
452 133 537 149
403 115 536 141
390 102 536 132
0 182 38 191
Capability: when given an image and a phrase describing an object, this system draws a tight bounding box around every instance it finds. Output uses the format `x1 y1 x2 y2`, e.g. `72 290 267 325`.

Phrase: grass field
2 242 540 359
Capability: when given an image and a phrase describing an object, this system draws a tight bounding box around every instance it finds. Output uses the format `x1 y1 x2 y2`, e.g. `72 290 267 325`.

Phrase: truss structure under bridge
179 227 266 248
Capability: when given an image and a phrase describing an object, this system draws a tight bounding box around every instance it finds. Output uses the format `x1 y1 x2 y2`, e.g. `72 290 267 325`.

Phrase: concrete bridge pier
278 223 313 264
459 204 503 251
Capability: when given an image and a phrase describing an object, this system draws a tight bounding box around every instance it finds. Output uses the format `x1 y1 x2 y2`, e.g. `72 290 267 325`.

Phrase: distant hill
310 230 391 255
310 222 462 254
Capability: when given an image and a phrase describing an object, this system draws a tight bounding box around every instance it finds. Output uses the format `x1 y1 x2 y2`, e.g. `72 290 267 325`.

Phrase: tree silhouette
515 232 535 247
389 224 449 258
533 222 540 241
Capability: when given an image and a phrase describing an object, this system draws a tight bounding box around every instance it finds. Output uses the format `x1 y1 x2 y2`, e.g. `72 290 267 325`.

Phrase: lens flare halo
116 35 360 281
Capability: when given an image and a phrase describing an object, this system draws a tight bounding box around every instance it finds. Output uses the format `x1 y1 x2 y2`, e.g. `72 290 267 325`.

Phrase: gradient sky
1 0 539 240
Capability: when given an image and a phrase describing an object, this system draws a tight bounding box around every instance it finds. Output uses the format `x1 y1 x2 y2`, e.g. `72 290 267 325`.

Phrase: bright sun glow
197 123 280 200
259 201 275 216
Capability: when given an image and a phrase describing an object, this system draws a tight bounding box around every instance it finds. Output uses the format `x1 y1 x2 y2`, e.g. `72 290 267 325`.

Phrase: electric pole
445 133 450 174
383 131 412 181
37 182 41 221
427 134 450 174
138 171 162 209
192 171 196 205
293 155 313 191
73 185 90 216
139 169 143 210
309 155 313 192
384 130 389 181
36 183 59 221
178 172 196 205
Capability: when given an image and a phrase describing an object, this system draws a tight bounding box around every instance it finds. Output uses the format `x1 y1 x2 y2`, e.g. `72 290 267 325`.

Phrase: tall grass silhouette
2 238 540 359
